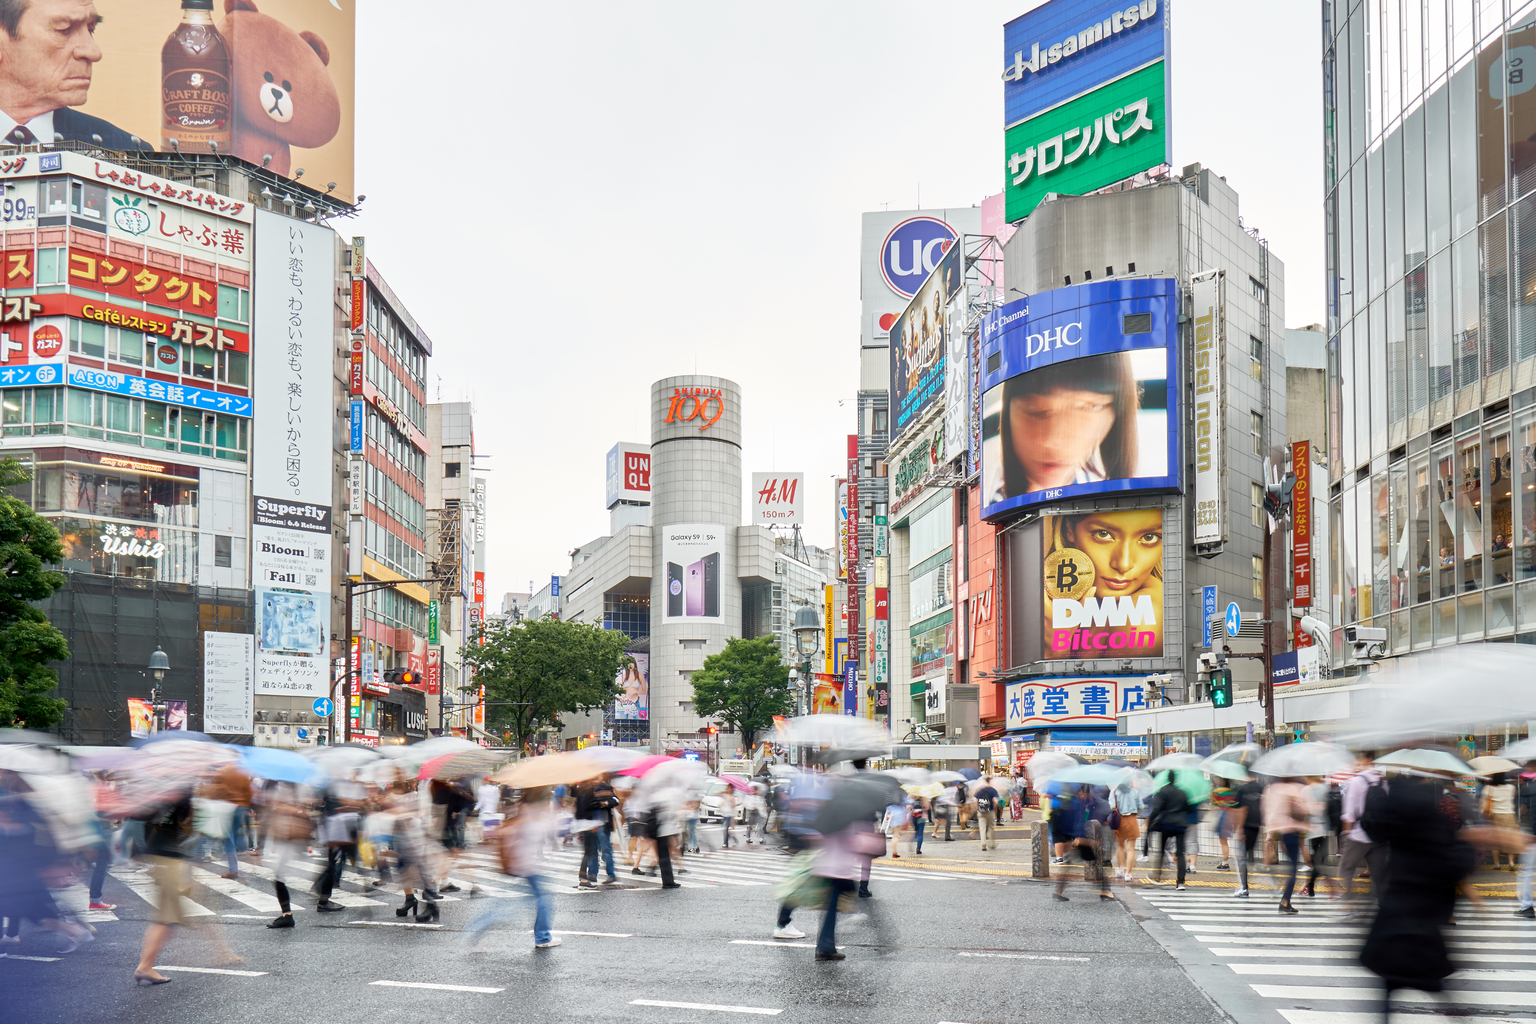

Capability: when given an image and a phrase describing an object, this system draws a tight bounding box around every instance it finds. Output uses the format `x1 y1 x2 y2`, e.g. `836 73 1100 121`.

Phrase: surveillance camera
1343 625 1385 643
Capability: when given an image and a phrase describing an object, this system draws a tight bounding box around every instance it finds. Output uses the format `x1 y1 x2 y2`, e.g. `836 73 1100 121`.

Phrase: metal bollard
1084 820 1103 884
1030 819 1051 879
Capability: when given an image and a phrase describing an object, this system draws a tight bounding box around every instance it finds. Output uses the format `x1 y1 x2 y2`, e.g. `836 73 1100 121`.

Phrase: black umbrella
812 772 902 835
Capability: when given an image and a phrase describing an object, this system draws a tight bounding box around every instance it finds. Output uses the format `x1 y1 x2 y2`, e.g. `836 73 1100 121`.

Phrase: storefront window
1489 425 1514 585
1434 444 1456 597
909 558 952 623
910 615 951 683
1517 409 1536 580
32 456 197 525
1411 452 1432 604
1457 435 1484 591
53 516 196 582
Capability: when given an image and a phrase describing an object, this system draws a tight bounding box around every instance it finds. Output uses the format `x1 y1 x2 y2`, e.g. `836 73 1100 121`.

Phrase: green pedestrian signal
1210 668 1233 708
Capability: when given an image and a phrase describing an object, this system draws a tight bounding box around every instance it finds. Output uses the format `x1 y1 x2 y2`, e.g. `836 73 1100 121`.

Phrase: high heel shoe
133 970 172 986
414 899 440 923
395 894 417 918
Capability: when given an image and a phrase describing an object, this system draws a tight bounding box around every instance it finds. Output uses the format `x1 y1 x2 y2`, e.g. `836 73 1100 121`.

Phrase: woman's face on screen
1007 386 1116 491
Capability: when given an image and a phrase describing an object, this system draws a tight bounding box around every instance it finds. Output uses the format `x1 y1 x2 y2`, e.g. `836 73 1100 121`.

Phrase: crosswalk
1136 889 1536 1022
27 842 983 929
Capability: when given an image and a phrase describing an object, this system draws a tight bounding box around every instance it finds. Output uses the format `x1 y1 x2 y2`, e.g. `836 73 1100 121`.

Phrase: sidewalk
886 818 1524 896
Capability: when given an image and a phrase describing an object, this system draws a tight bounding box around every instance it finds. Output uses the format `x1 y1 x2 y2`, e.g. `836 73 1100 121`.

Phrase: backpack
1326 785 1344 835
1359 776 1390 843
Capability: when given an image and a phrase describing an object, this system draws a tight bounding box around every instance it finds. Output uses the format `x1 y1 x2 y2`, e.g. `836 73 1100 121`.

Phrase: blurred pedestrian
1262 775 1314 914
744 783 767 844
1232 773 1265 898
1514 761 1536 917
1303 776 1333 898
134 794 239 983
431 779 471 894
1211 775 1239 869
263 781 316 929
467 787 562 949
1145 773 1191 889
975 777 1000 851
721 787 739 848
909 796 928 854
1111 778 1145 881
576 775 619 887
0 775 94 954
1482 771 1519 869
1053 784 1113 902
810 817 877 960
1337 752 1389 913
936 784 959 842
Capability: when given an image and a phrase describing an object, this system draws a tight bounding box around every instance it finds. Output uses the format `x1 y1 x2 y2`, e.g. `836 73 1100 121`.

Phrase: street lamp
791 604 822 764
147 647 169 733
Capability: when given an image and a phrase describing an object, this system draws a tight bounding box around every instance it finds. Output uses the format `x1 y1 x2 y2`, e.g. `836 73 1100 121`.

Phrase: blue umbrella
957 767 981 781
239 745 329 786
133 730 221 746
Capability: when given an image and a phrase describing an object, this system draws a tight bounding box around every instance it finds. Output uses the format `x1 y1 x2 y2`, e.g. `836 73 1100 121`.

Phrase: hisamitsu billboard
1003 0 1170 128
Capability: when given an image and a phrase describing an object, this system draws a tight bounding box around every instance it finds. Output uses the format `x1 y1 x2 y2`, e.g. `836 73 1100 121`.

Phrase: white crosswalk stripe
1136 889 1536 1019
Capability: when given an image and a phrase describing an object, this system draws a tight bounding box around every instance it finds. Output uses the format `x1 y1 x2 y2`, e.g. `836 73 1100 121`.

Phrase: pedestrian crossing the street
1136 889 1536 1021
49 843 988 927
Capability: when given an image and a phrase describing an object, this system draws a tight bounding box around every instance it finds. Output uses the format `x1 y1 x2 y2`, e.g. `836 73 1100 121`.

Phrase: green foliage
461 616 630 750
689 635 793 752
0 458 68 729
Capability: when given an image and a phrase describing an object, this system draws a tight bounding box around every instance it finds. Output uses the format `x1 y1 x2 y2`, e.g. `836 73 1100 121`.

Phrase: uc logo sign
880 216 957 299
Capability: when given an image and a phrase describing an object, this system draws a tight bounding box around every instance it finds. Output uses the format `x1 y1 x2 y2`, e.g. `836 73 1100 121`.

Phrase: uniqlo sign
605 443 651 508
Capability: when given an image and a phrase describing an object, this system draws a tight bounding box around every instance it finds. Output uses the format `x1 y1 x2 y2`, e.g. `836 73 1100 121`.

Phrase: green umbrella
1201 757 1251 780
1153 767 1211 806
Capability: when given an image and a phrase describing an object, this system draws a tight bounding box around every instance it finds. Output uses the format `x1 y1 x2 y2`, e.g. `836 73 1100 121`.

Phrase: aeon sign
880 216 957 299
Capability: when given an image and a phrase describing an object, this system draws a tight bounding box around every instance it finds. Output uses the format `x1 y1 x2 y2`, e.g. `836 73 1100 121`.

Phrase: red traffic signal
399 670 415 686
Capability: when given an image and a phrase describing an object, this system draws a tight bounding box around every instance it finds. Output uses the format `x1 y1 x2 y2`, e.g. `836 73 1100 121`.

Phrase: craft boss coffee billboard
38 0 354 199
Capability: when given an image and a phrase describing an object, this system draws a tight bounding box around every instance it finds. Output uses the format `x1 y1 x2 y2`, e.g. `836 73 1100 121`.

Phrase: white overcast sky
351 0 1324 602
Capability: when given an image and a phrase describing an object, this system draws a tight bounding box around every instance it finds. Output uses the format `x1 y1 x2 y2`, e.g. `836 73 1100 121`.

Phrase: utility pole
335 576 437 744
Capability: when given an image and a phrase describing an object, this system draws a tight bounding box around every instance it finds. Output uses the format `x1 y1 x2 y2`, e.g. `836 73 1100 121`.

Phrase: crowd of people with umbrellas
6 665 1536 1004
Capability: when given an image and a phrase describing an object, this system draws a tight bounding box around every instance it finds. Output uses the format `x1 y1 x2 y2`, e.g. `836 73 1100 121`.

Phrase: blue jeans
686 817 698 851
526 874 553 945
914 821 926 852
89 842 110 900
1520 842 1536 910
582 829 617 880
223 807 248 876
817 878 855 954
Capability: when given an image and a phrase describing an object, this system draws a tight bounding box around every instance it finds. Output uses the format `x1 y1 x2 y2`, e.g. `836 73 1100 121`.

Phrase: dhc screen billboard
979 278 1179 521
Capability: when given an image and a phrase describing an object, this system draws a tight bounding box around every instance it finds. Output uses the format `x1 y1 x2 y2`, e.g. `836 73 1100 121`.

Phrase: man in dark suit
0 0 134 148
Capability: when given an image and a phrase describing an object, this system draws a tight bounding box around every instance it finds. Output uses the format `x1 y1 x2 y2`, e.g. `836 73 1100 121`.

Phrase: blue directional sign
1202 586 1218 647
312 697 334 719
1224 602 1242 641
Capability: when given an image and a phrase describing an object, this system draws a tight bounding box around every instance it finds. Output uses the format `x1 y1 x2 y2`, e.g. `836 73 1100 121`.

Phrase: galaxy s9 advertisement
662 524 726 625
979 278 1179 521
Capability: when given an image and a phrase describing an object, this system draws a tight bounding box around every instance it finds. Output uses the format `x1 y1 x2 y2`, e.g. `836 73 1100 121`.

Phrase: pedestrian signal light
1210 668 1233 708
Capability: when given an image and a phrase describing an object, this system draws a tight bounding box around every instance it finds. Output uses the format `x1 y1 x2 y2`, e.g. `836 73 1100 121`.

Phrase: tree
689 635 794 753
461 616 630 750
0 458 68 729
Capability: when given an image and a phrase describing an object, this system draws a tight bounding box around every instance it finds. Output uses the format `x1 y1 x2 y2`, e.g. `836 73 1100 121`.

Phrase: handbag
850 829 887 857
1107 808 1122 832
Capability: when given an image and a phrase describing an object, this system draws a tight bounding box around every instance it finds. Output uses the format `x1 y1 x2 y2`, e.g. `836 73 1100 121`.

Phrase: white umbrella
1024 752 1078 783
1146 752 1206 772
930 769 967 783
1499 738 1536 764
307 744 385 772
1376 748 1476 776
386 737 483 763
778 715 891 761
1250 741 1355 779
884 767 933 785
576 746 648 771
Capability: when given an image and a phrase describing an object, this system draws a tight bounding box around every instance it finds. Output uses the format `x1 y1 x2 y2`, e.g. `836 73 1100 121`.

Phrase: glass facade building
1326 0 1536 658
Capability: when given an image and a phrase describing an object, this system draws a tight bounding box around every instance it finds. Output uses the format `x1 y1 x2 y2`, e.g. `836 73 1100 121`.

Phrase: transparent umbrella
1146 752 1206 772
1250 741 1355 779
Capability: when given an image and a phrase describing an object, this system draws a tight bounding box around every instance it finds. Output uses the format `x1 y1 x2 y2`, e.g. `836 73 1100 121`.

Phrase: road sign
312 697 334 718
1224 602 1242 640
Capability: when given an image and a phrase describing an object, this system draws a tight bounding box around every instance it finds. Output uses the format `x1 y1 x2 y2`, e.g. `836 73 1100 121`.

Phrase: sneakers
87 901 116 911
315 900 345 912
1232 888 1250 898
1216 862 1230 870
1278 903 1299 915
773 924 806 939
1176 884 1188 891
814 950 846 961
267 914 295 929
534 937 563 948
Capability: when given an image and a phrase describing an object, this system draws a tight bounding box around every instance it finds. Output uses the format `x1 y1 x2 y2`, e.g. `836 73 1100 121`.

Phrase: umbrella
73 747 140 772
490 752 604 789
812 772 903 834
714 773 752 793
1376 748 1476 776
1049 763 1133 787
957 767 981 781
1250 741 1355 779
240 746 326 786
1500 738 1536 764
99 739 239 818
1348 645 1536 740
355 759 405 786
1207 741 1263 766
778 715 891 762
132 729 222 746
903 783 943 798
1469 756 1520 776
1200 757 1252 781
417 748 509 780
930 770 967 783
0 728 63 746
1146 752 1206 772
884 767 932 785
307 744 385 772
574 746 647 771
616 754 675 778
387 737 483 763
1153 768 1212 806
1024 752 1078 783
0 744 67 774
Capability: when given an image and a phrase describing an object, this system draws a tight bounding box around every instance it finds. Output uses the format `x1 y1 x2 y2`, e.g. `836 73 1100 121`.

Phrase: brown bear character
220 0 341 177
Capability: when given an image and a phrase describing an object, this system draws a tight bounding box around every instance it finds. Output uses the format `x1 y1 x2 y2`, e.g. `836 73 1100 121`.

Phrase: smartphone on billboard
685 559 705 617
667 562 684 618
702 552 720 618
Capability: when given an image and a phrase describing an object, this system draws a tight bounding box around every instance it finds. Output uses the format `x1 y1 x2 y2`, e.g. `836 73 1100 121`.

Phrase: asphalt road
4 840 1227 1024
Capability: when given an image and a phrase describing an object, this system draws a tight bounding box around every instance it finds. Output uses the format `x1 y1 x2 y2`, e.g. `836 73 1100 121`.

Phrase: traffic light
1210 668 1233 708
707 725 718 735
382 668 417 687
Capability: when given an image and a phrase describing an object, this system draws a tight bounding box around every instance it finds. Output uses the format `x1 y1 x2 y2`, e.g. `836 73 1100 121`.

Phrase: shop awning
980 727 1005 739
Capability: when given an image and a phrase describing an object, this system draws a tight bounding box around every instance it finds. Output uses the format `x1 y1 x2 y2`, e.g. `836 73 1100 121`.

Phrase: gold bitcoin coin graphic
1043 547 1095 602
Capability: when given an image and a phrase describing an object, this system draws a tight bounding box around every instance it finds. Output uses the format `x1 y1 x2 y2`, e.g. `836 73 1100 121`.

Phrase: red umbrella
615 754 674 777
